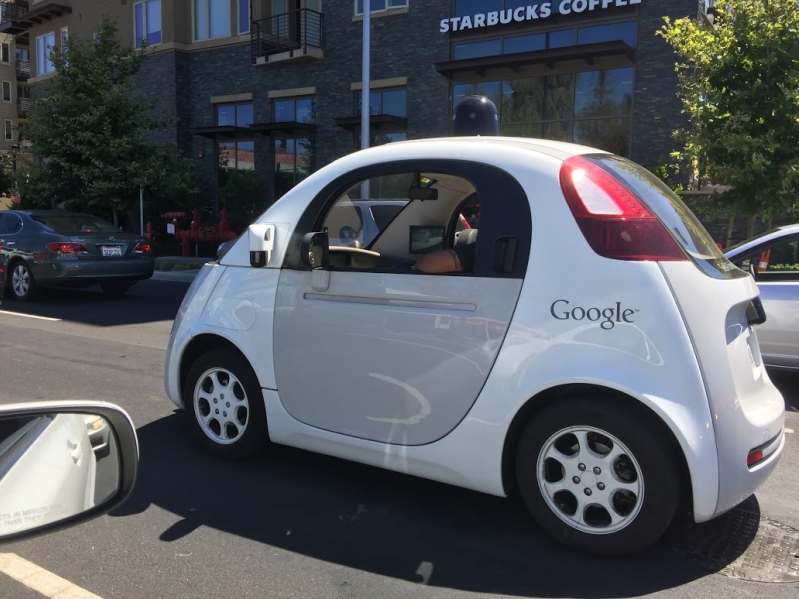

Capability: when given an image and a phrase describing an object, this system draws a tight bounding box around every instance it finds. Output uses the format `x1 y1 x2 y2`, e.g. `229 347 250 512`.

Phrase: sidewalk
151 256 211 283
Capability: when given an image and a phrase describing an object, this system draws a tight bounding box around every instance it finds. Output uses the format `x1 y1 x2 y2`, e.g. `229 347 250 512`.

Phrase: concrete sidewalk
152 269 201 283
151 256 211 283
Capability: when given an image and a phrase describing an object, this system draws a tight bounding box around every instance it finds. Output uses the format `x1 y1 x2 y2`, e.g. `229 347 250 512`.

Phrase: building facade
0 0 705 208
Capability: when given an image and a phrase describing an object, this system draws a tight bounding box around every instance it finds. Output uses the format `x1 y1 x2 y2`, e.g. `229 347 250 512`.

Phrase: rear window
33 214 120 234
591 156 746 280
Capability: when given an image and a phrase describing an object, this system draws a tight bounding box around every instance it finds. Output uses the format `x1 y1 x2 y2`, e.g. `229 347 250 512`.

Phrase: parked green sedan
0 210 154 301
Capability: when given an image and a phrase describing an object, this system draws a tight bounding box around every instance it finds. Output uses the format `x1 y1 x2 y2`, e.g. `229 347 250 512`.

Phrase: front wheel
515 397 680 555
183 348 269 460
9 261 37 301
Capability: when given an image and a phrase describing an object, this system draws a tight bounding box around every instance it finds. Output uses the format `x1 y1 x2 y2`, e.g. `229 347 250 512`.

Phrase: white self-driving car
164 137 785 555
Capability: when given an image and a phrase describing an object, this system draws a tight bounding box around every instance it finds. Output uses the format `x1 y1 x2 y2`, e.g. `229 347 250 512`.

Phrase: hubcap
536 426 644 535
11 265 29 297
193 367 249 445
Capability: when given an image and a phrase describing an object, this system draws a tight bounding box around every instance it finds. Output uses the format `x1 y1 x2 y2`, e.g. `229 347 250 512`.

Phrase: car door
272 159 531 446
732 233 799 369
0 212 22 272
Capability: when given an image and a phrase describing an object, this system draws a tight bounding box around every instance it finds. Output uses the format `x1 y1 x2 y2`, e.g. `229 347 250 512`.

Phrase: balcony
15 59 29 80
17 96 31 118
0 1 72 36
251 8 323 67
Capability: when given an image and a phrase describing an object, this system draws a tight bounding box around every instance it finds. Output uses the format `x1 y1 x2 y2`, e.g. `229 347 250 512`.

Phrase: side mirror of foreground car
0 401 138 544
301 231 330 269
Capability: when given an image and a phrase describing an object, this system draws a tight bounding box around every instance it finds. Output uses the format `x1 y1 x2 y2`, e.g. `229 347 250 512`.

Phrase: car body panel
167 136 785 526
725 225 799 372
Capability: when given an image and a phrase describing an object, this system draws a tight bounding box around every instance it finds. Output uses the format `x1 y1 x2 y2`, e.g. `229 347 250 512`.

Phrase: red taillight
133 242 152 254
559 156 687 262
46 242 89 255
747 450 764 467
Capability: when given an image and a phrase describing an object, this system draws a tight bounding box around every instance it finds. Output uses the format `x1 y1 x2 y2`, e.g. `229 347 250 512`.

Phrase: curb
151 270 201 283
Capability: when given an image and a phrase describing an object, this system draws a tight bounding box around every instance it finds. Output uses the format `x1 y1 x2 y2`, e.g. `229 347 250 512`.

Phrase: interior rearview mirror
300 232 330 269
248 224 276 268
0 402 138 544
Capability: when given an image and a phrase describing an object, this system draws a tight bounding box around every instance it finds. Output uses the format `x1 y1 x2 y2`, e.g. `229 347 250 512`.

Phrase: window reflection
275 138 315 199
574 68 633 119
454 39 502 60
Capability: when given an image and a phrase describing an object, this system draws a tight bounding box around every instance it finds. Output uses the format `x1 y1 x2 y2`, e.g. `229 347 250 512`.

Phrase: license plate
101 246 122 257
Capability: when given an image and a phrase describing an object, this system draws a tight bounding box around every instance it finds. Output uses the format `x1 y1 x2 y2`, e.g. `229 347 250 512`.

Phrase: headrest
455 228 478 246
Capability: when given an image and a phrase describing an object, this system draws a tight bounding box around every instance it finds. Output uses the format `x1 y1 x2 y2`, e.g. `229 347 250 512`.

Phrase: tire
8 261 38 302
183 348 269 460
515 396 680 555
101 281 132 298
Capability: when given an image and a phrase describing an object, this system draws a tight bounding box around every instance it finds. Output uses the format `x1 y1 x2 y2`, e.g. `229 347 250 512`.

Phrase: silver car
725 223 799 372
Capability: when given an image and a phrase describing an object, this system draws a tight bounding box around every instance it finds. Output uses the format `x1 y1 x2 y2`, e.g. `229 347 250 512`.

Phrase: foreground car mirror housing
300 232 330 269
0 401 139 544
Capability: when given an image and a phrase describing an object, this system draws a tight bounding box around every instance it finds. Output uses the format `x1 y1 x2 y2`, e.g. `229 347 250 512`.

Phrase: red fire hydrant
161 209 238 257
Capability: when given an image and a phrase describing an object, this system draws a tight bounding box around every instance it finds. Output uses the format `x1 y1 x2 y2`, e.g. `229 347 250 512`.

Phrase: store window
274 97 316 123
217 102 255 189
453 67 634 156
354 88 407 147
36 32 55 76
273 97 316 200
135 0 162 48
195 0 231 41
356 0 407 15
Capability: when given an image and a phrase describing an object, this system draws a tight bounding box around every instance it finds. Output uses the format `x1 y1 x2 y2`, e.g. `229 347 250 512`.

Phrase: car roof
391 136 606 160
725 223 799 257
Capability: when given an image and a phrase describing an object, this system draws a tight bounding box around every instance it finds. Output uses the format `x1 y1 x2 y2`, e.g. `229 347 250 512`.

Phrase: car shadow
770 372 799 412
0 280 189 327
111 412 724 598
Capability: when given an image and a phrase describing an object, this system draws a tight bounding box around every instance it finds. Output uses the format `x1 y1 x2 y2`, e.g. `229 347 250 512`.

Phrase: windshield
591 156 746 280
33 214 120 234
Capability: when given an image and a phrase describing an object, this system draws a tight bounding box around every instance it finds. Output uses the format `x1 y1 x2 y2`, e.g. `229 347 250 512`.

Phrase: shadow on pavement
112 412 715 599
770 373 799 412
0 280 189 327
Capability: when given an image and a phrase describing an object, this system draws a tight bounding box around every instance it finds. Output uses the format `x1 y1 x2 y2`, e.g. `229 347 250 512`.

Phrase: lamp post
360 0 371 199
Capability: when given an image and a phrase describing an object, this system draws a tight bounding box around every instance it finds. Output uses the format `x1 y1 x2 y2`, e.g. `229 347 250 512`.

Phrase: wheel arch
500 384 695 517
179 333 254 401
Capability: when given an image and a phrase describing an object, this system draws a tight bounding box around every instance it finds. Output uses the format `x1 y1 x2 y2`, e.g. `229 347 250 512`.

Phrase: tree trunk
747 214 756 239
767 216 773 232
726 215 735 248
112 207 119 228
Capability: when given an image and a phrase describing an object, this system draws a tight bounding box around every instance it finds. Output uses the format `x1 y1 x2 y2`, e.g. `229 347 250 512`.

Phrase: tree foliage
659 0 799 218
218 170 269 233
23 15 200 224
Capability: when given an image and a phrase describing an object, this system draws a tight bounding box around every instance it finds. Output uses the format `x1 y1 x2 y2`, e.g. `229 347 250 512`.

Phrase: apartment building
0 0 705 206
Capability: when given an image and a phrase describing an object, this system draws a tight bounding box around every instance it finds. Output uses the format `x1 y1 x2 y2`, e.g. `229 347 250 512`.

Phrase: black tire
8 261 38 302
101 281 132 298
515 396 680 555
183 348 269 460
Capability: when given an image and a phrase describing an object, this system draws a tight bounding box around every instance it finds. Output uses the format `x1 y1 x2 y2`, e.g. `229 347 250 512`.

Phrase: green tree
25 15 198 226
659 0 799 234
219 170 268 233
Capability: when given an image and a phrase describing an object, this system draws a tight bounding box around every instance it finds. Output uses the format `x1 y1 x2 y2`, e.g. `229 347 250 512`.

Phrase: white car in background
165 137 785 555
725 223 799 373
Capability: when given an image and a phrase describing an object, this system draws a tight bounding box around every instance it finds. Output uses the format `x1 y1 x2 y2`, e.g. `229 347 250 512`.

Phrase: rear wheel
101 281 132 298
9 261 37 302
515 397 680 555
183 348 268 460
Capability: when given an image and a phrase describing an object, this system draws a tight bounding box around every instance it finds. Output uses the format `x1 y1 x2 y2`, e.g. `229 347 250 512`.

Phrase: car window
32 214 119 234
738 238 799 277
0 213 21 234
369 204 406 232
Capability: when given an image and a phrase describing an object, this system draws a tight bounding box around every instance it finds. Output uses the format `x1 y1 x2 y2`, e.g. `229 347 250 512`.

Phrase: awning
434 40 636 82
249 121 318 139
193 126 255 142
0 4 72 36
334 114 408 133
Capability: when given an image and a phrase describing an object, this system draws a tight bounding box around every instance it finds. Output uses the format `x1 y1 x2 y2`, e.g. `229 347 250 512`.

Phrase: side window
0 214 21 234
741 238 799 278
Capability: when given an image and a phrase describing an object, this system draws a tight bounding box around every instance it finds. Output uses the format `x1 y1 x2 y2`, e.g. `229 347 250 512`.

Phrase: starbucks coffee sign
440 0 642 33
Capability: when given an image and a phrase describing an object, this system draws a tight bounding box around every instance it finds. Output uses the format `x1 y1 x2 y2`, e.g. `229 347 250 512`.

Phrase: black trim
434 40 635 80
249 121 317 139
284 159 532 280
193 126 254 141
334 114 408 133
0 3 72 35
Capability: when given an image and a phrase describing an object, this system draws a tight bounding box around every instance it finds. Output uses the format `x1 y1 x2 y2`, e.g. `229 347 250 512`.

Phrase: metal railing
251 8 322 63
17 96 31 116
15 59 29 79
0 1 29 24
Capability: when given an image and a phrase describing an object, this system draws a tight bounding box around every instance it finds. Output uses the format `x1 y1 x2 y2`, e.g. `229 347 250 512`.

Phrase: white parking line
0 553 102 598
0 311 61 322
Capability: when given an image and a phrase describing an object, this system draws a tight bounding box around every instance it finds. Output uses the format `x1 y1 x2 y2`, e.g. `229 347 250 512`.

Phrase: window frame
2 81 11 103
355 87 408 117
4 119 13 141
238 0 250 34
134 0 163 48
1 43 10 64
35 32 56 76
193 0 232 42
273 96 317 123
731 233 799 282
354 0 408 16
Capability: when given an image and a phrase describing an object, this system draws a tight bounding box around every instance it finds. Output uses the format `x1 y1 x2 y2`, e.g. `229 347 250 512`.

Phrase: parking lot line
0 311 61 322
0 553 102 598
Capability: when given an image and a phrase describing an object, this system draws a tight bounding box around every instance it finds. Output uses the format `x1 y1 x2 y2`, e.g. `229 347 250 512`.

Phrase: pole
139 185 144 236
361 0 371 198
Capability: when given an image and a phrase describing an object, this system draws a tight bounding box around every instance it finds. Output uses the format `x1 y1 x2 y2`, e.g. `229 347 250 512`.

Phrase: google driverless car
164 136 785 555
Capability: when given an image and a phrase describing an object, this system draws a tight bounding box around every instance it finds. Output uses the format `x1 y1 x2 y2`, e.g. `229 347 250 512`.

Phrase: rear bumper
32 258 154 285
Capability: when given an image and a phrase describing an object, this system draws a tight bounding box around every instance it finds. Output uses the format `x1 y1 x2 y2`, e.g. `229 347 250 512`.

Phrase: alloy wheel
11 265 29 298
536 426 644 534
193 367 250 445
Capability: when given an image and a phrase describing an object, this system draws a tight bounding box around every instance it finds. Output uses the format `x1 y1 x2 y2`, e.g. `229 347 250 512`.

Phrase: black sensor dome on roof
452 96 500 137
